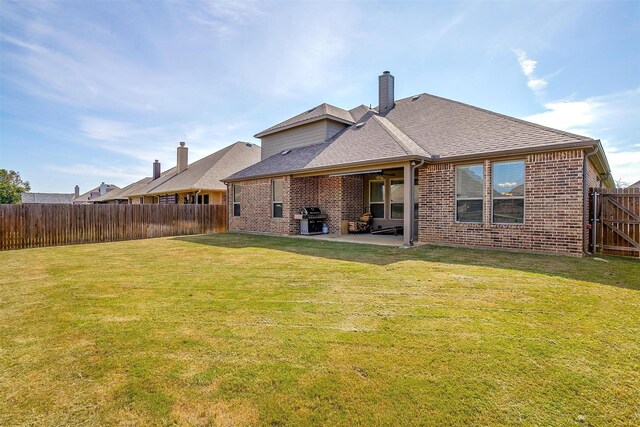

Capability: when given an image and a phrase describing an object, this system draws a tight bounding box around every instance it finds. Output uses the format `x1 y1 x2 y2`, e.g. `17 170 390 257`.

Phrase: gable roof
227 92 604 182
628 180 640 189
21 192 75 204
255 103 356 138
129 141 261 196
90 177 154 202
73 184 120 203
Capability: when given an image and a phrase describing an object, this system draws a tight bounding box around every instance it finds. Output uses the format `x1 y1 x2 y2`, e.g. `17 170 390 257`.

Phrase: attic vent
355 122 366 129
245 143 252 147
412 94 421 101
281 150 291 155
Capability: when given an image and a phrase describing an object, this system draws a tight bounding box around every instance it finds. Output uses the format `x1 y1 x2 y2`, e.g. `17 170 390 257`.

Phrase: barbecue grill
294 207 328 235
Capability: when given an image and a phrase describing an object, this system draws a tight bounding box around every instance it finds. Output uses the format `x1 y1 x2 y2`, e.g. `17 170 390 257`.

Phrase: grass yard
1 233 639 426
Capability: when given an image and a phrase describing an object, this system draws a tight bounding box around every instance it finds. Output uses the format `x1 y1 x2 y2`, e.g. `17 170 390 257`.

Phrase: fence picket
0 204 226 250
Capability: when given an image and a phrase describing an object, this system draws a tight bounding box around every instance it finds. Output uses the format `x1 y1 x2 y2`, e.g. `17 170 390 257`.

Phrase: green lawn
1 234 638 426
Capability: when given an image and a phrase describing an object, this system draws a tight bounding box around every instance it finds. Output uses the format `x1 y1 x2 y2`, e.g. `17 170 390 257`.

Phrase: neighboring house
224 71 614 256
91 177 153 204
628 180 640 189
126 141 261 205
73 183 120 204
21 192 75 204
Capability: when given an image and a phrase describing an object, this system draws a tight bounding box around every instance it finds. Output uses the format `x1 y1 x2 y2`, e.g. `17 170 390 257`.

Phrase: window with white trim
272 179 283 218
492 160 525 224
232 184 241 217
455 164 484 222
369 180 384 218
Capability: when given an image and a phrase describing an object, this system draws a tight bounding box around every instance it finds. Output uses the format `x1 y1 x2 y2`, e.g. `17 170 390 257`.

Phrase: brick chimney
74 185 80 198
177 142 188 174
378 71 395 115
153 160 161 180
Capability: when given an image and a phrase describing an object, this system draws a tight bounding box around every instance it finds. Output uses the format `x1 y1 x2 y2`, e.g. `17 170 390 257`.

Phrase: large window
233 184 241 217
492 160 525 224
456 164 484 222
369 180 384 218
272 179 283 218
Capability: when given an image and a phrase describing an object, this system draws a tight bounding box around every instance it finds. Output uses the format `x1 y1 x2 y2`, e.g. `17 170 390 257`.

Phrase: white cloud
524 89 640 184
513 49 548 93
46 164 146 182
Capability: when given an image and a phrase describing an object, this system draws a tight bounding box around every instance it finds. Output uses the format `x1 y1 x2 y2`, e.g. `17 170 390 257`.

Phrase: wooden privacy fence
0 204 227 251
591 187 640 258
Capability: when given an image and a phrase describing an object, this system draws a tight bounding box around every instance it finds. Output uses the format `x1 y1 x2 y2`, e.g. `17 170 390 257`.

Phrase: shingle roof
385 93 593 158
21 193 75 204
255 103 355 138
73 184 120 203
628 180 640 189
91 177 154 202
227 92 599 181
129 141 261 196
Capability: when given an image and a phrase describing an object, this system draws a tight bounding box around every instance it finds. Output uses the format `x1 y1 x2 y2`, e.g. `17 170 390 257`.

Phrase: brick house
225 72 614 256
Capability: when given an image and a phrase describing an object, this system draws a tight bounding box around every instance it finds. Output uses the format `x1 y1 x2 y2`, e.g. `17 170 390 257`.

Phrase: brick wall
228 178 289 234
418 149 587 256
228 175 363 235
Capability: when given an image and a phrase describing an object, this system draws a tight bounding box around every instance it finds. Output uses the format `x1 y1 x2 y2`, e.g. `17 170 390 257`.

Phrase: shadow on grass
173 233 640 290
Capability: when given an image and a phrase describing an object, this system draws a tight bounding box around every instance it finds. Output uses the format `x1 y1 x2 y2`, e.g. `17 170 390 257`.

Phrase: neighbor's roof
628 180 640 189
129 141 261 196
228 93 601 182
73 184 120 203
21 192 75 204
255 103 360 138
90 177 154 202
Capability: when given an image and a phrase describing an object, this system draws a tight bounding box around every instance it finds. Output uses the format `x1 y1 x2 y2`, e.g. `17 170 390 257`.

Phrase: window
389 178 420 219
197 194 210 204
456 164 484 222
139 197 144 205
390 179 404 219
492 160 525 224
272 179 283 218
369 180 384 218
233 184 241 217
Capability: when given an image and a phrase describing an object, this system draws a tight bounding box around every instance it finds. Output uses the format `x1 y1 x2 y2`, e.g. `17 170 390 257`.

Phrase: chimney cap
154 159 159 163
383 71 391 74
179 141 186 147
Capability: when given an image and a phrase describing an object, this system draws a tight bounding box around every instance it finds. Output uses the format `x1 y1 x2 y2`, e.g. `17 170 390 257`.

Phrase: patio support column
403 162 412 246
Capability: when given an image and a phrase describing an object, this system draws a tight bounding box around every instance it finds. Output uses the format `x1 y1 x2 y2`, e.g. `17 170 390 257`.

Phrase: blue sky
1 0 638 192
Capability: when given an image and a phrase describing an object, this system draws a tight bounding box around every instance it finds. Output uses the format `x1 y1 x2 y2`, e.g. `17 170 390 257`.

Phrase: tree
614 177 629 189
0 169 31 204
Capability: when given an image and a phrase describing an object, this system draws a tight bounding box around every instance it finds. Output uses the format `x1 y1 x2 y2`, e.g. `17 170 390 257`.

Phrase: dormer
255 103 355 160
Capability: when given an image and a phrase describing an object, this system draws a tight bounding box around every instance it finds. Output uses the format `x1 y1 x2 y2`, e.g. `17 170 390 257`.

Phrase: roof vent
412 94 421 101
281 150 291 155
245 143 252 147
355 122 366 129
307 108 315 113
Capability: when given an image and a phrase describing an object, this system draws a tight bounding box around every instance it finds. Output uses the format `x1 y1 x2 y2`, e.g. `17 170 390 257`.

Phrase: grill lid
301 207 322 215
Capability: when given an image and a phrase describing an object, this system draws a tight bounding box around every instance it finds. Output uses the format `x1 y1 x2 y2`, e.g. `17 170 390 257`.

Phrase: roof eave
223 154 430 183
254 115 354 138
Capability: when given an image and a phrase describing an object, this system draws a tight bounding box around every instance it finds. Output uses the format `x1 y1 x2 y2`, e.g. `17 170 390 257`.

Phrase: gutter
223 141 599 184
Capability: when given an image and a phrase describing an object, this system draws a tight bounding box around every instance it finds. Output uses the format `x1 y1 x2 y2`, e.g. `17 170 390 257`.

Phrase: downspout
409 159 425 245
583 145 599 255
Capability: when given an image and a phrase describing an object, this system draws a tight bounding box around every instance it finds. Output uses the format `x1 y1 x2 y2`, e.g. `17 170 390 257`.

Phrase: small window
233 184 241 217
456 164 484 222
140 197 144 205
492 160 525 224
272 179 283 218
203 194 209 205
369 180 384 218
